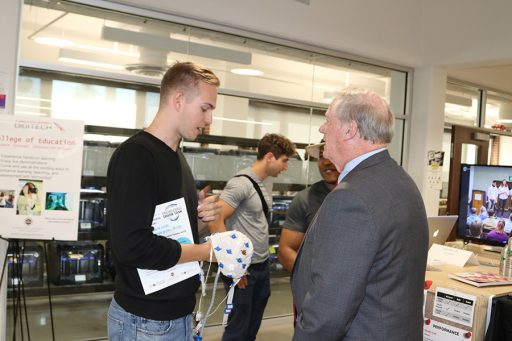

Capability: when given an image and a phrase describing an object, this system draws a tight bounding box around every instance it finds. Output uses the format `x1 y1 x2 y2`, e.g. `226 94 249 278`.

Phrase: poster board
0 115 83 240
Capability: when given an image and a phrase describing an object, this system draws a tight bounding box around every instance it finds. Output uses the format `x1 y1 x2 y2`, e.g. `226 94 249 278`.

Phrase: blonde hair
159 61 220 106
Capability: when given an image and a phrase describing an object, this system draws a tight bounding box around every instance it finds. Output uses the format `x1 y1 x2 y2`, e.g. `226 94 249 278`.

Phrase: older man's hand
197 185 221 222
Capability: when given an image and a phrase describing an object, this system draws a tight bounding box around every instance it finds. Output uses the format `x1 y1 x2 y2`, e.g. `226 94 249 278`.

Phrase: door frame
447 125 490 240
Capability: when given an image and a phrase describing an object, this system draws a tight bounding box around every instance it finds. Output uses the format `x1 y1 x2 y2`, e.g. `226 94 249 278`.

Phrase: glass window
20 1 408 115
143 92 159 127
444 82 480 127
16 76 46 116
16 72 146 129
52 80 138 128
485 91 512 130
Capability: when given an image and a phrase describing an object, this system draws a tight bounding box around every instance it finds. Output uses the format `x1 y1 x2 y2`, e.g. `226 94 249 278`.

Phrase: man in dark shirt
107 62 220 340
278 142 340 272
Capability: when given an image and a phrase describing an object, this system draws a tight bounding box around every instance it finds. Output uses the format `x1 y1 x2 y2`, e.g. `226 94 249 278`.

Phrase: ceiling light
71 42 139 57
213 116 271 126
59 57 124 70
34 36 74 48
496 119 512 124
102 26 252 65
35 35 138 57
231 68 263 76
59 49 130 71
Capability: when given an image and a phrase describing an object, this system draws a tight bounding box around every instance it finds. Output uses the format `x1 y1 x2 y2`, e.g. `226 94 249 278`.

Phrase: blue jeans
108 298 193 341
221 260 271 341
488 199 496 211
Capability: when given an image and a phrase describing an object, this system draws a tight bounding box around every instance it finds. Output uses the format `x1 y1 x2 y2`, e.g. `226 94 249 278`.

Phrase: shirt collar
338 148 387 183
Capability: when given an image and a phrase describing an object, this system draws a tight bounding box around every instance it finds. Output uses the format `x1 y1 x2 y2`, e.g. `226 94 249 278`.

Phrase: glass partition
19 1 409 151
485 91 512 130
444 82 480 127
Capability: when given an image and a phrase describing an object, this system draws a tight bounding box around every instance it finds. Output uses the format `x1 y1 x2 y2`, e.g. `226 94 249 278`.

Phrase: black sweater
107 131 200 320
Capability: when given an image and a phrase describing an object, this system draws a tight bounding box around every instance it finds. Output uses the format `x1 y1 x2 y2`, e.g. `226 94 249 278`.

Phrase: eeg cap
210 231 253 279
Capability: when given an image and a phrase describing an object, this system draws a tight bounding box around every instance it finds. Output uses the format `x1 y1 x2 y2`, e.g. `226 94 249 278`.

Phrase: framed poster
0 115 83 240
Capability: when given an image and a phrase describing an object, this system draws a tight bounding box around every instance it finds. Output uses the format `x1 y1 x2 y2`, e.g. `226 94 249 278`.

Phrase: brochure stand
0 237 8 340
1 237 57 341
0 116 84 341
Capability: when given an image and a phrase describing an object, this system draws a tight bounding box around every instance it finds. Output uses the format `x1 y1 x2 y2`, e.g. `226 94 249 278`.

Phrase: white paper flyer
137 197 201 295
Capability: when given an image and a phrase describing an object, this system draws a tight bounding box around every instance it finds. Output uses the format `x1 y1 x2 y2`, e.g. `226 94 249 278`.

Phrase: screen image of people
16 180 42 216
459 165 512 245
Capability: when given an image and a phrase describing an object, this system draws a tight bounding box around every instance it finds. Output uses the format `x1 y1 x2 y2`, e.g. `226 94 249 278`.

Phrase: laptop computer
427 215 458 249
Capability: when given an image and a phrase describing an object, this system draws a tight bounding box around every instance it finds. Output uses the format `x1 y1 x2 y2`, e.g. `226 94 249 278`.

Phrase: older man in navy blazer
291 89 428 340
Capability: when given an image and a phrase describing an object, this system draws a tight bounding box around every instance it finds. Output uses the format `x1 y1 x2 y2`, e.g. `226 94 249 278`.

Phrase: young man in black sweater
107 62 220 340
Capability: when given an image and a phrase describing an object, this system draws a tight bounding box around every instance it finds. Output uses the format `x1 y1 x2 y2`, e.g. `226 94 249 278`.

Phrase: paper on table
137 197 201 295
428 244 479 267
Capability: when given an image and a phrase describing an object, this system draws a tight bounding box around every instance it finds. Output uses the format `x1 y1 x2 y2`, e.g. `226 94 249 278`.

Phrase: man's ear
264 151 275 162
345 120 358 139
171 91 185 111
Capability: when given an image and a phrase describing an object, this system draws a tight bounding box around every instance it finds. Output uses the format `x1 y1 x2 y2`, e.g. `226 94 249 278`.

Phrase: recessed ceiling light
213 116 272 126
34 36 74 48
231 68 263 76
58 49 126 70
59 57 124 70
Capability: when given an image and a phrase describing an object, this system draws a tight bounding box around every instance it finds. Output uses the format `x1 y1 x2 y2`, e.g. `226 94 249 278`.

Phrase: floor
203 315 294 341
5 277 295 340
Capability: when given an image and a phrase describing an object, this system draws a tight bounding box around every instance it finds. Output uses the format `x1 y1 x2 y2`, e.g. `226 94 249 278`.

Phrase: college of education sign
0 115 83 240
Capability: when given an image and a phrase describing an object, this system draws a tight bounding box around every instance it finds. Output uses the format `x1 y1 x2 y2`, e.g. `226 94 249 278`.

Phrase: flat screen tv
458 164 512 246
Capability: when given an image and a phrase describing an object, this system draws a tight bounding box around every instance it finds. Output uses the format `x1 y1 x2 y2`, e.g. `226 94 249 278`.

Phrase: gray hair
332 89 394 143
